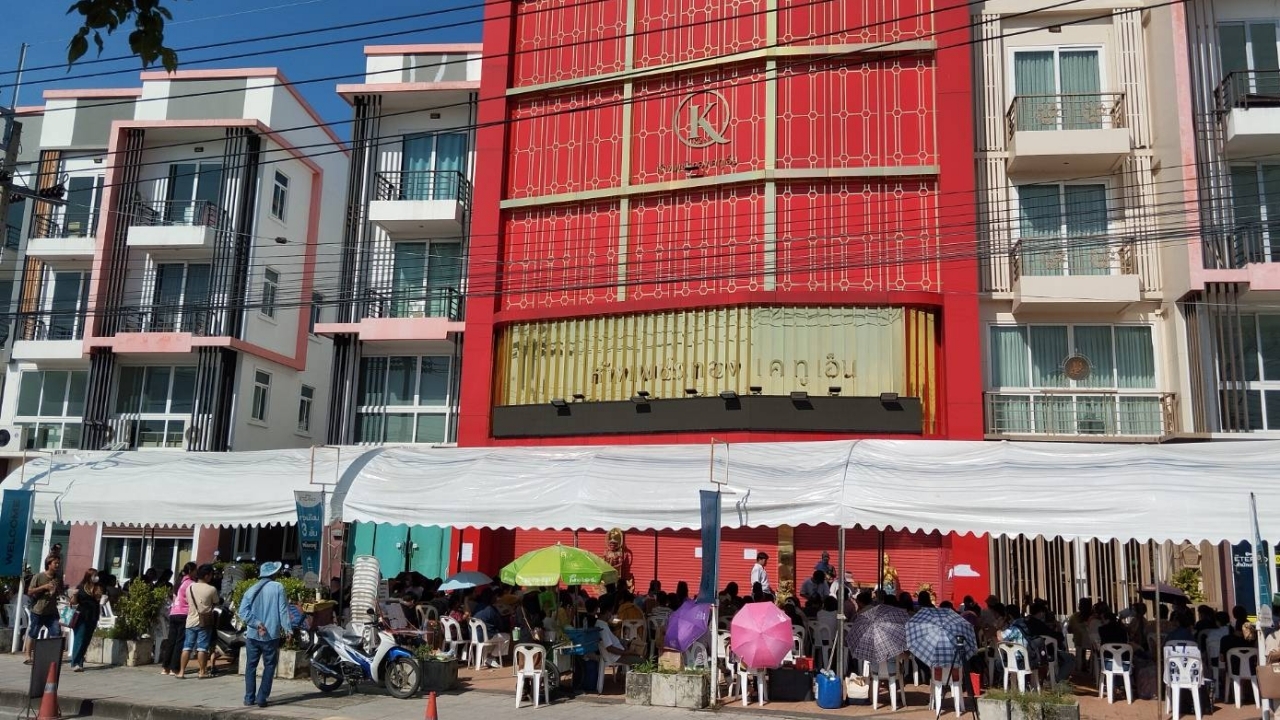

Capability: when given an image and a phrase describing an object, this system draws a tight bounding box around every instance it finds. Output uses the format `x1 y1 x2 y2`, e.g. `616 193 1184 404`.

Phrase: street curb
0 688 306 720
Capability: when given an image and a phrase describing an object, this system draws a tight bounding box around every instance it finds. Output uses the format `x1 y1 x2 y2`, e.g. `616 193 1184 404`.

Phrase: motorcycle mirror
365 608 376 616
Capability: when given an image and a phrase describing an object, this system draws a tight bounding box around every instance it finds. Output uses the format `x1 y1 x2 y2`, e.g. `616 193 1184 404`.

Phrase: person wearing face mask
70 569 103 671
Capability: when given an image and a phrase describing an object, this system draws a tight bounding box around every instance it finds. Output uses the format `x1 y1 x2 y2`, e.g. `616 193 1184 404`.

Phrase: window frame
260 268 279 320
297 385 315 434
111 366 195 449
251 369 272 423
354 355 454 444
309 292 323 334
987 323 1158 392
1006 45 1108 114
1228 162 1280 262
270 171 289 223
1223 314 1280 430
1217 20 1280 73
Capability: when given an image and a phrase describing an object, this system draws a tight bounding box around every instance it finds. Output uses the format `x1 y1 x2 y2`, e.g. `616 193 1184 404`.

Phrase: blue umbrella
439 571 492 592
905 607 978 669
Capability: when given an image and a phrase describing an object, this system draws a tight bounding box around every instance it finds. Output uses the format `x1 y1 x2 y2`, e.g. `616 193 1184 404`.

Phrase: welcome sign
0 490 32 577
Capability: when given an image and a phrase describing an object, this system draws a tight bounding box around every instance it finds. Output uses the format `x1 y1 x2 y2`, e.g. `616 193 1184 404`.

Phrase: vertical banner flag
698 490 721 604
295 491 325 586
0 490 32 577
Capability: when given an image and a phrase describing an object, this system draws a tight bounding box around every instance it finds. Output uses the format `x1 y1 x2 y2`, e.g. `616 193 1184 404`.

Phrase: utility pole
0 107 21 241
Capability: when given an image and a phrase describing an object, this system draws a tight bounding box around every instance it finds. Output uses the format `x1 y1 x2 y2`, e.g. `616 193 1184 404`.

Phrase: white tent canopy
3 448 356 527
5 439 1280 542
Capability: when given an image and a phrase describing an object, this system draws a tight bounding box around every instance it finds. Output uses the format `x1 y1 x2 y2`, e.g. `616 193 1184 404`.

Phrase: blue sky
0 0 483 139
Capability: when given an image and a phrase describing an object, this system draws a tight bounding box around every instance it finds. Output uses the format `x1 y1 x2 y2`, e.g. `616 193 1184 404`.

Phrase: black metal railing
130 199 226 228
1229 222 1278 266
18 311 87 341
1217 70 1280 112
117 305 216 335
1009 236 1136 282
31 215 63 239
360 286 464 321
373 170 471 208
4 224 19 250
1005 92 1127 139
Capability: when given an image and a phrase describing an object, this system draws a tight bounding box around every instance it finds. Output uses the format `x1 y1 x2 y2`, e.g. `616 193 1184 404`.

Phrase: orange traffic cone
36 663 60 720
425 692 438 720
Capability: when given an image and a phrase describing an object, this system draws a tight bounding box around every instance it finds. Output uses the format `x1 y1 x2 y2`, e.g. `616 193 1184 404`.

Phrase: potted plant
671 667 711 709
625 660 655 706
109 582 168 666
998 684 1080 720
639 663 710 709
414 645 458 693
977 687 1013 720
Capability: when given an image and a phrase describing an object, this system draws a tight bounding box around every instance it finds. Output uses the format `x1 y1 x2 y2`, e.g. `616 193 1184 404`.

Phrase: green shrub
113 582 169 640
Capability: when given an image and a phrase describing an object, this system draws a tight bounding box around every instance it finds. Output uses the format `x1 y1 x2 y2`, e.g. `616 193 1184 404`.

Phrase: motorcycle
209 605 245 675
308 608 419 699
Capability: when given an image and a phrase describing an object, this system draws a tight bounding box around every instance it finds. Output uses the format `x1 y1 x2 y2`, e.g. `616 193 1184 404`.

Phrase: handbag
60 604 79 629
1259 663 1280 700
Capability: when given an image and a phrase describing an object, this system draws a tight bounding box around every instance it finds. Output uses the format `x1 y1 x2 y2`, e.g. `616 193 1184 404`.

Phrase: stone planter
648 673 710 709
85 637 127 666
419 659 458 693
124 639 153 667
624 672 651 706
1010 701 1079 720
238 649 310 680
977 697 1010 720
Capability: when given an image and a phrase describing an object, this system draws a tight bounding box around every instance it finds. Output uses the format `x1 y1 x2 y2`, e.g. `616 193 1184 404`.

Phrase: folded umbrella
438 571 492 592
730 602 793 670
905 607 978 669
665 600 711 652
849 604 909 664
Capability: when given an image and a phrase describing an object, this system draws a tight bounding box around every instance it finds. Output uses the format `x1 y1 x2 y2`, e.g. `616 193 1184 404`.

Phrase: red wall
462 0 988 592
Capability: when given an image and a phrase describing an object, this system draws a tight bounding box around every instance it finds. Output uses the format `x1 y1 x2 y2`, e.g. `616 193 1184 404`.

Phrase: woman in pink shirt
161 563 197 676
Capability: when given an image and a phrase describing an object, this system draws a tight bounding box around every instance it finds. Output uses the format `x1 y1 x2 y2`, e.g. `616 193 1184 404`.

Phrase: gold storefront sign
495 306 938 430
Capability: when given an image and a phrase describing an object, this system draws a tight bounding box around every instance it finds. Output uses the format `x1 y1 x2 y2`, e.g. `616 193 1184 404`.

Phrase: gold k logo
674 90 731 148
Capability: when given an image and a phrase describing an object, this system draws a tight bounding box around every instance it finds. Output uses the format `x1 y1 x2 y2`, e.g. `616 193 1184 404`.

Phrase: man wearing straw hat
238 562 292 708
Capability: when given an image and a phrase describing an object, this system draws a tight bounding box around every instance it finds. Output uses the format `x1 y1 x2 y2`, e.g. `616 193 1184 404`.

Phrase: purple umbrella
664 601 712 652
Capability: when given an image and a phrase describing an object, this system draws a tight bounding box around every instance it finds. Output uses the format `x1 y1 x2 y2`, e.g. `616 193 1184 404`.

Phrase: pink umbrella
730 602 793 670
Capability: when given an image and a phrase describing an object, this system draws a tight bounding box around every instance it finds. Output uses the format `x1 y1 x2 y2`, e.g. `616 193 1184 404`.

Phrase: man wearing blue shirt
237 562 292 708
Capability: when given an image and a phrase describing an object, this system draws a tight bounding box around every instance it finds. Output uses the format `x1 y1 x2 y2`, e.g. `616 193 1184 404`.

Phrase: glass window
66 372 87 417
419 356 450 404
1029 326 1069 388
39 371 69 417
356 413 384 443
170 368 196 414
1260 315 1280 381
252 370 271 422
385 414 415 443
415 414 446 443
271 171 289 222
298 386 314 433
387 357 415 406
1115 327 1156 389
358 357 387 406
1072 326 1114 389
17 373 41 416
309 292 323 333
261 269 279 319
143 367 171 413
115 367 144 414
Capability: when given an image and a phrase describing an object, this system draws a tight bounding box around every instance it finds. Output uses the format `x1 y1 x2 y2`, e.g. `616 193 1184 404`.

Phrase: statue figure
604 528 634 593
881 552 899 596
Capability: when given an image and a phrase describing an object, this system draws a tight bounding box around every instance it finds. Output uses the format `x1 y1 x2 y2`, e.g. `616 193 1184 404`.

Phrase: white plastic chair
514 645 549 708
469 618 502 670
1165 653 1205 720
814 625 835 670
1226 647 1260 709
865 659 906 711
1098 642 1133 704
929 665 964 718
440 616 467 661
684 641 709 670
646 616 666 656
736 661 768 706
792 624 808 654
418 604 439 626
790 634 804 660
998 642 1039 692
595 650 628 694
983 645 999 687
619 619 645 649
1037 636 1060 685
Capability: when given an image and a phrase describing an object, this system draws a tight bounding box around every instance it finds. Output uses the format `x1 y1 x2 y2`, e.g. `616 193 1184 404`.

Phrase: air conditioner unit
0 425 25 453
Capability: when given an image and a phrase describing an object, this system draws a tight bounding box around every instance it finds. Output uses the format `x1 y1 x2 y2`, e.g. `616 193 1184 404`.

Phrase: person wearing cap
814 551 835 581
237 562 292 708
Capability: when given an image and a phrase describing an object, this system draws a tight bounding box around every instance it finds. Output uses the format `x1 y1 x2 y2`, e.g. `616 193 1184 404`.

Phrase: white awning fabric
5 439 1280 542
3 448 354 527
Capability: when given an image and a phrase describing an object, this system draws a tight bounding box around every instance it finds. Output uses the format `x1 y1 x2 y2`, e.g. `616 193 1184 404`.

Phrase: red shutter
657 530 702 593
793 526 947 598
721 528 779 594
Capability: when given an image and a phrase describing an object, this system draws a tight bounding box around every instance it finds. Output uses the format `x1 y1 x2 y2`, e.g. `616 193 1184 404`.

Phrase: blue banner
1252 494 1272 614
294 491 324 586
1233 541 1258 615
0 490 32 577
698 490 721 604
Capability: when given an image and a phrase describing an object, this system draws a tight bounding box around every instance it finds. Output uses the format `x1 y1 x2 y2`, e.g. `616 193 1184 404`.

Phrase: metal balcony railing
4 224 19 250
360 287 464 321
373 170 471 208
1216 70 1280 112
1005 92 1127 140
1009 236 1136 282
130 199 226 228
985 391 1178 438
31 215 63 239
117 305 216 335
18 312 87 341
1228 222 1277 266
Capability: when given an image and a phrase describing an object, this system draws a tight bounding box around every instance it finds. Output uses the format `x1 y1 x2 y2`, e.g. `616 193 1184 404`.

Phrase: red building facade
459 0 988 600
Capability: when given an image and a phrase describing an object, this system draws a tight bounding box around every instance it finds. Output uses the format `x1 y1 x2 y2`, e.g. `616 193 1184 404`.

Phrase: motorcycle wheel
310 648 344 694
384 656 420 700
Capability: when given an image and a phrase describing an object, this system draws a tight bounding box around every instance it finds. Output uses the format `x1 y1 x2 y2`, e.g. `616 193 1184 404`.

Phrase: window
42 270 90 340
1011 48 1104 131
261 268 279 319
391 241 463 318
233 528 258 559
355 356 453 444
1229 164 1280 264
251 370 271 423
112 366 194 448
16 371 88 450
988 324 1161 436
270 171 289 222
165 162 222 225
1016 183 1110 277
1222 315 1280 430
298 385 314 433
309 292 323 333
400 133 468 200
60 175 105 238
152 263 211 332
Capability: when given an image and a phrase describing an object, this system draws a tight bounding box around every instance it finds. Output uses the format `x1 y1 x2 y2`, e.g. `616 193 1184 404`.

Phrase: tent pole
878 530 885 593
1152 541 1161 719
837 524 847 680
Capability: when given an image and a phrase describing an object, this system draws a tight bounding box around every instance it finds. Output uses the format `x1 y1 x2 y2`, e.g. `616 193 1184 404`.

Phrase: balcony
368 170 470 236
362 287 464 321
12 311 89 361
313 287 465 345
125 200 224 252
1004 93 1130 173
1008 236 1143 312
117 305 217 335
25 216 96 259
1218 71 1280 158
985 391 1178 441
